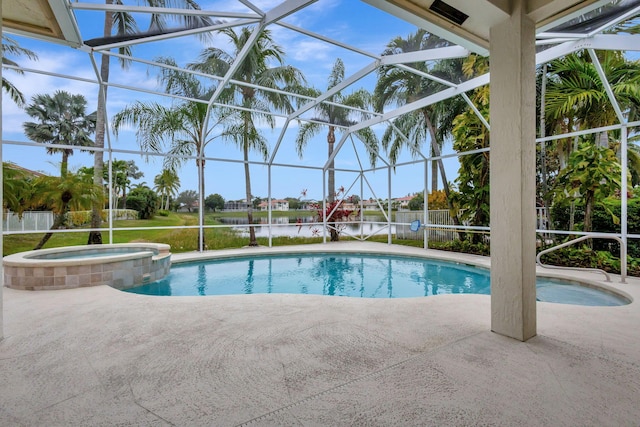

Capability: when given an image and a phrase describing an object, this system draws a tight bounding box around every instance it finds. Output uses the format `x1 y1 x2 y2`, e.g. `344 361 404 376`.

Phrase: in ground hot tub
3 243 171 290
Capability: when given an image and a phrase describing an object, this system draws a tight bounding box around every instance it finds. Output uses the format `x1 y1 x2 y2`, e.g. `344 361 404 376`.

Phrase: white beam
264 0 318 24
379 46 470 65
588 49 625 124
70 2 260 19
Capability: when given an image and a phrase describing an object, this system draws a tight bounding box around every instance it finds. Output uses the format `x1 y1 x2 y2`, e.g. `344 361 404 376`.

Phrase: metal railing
536 234 627 283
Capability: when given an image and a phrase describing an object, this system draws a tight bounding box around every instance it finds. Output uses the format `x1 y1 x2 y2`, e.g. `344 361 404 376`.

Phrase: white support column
489 0 537 341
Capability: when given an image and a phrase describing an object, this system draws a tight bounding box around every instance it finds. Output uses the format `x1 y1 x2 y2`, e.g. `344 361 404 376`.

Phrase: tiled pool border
3 243 171 291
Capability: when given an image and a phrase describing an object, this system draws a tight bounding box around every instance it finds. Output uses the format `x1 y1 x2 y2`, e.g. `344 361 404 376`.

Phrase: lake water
219 215 395 238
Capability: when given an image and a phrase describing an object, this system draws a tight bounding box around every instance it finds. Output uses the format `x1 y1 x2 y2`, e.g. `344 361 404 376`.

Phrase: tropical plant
23 91 96 177
449 55 491 243
110 159 143 208
154 169 181 210
30 172 104 250
544 50 640 148
2 163 33 215
87 0 213 245
374 29 467 239
295 58 378 241
552 143 625 232
113 57 231 247
2 35 38 107
126 186 158 219
189 27 305 246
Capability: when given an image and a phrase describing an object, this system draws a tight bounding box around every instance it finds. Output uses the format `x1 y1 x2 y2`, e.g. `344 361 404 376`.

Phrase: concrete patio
1 242 639 426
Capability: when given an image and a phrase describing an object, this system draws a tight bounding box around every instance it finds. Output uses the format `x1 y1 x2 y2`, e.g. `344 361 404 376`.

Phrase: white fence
396 210 461 242
4 210 139 232
397 207 550 242
4 211 54 232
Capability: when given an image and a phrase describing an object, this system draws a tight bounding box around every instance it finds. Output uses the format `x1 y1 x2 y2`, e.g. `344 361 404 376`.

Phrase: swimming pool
122 253 629 306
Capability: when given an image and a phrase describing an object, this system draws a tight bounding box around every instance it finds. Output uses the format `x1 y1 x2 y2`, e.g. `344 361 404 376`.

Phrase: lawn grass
2 211 326 255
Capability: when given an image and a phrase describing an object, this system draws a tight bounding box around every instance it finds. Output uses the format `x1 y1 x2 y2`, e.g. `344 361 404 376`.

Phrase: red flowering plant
298 187 359 241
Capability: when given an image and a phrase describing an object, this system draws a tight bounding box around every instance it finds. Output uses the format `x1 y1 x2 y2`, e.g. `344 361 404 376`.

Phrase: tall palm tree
88 0 212 245
189 27 305 246
295 58 378 241
2 35 38 107
375 30 459 189
154 168 181 210
23 91 96 177
112 57 229 247
374 30 466 238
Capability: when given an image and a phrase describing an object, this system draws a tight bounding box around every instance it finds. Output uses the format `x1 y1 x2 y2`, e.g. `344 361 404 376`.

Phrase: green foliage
205 193 225 212
23 90 96 177
176 190 198 212
591 198 640 258
551 143 624 231
286 198 300 210
126 187 158 219
428 190 449 210
3 163 33 214
408 193 423 210
450 105 490 231
2 35 38 107
157 209 170 217
538 245 640 276
428 238 490 256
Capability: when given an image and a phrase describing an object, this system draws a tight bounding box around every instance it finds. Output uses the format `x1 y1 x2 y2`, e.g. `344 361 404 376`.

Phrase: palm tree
31 172 104 250
2 163 33 215
88 0 212 245
374 30 466 238
112 57 229 247
295 58 378 241
375 30 459 188
448 55 491 243
2 35 38 107
543 49 640 230
545 50 640 147
23 91 96 177
189 27 305 246
154 168 181 210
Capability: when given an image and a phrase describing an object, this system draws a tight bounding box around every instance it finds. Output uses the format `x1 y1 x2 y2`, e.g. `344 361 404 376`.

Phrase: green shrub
157 209 170 217
429 239 490 256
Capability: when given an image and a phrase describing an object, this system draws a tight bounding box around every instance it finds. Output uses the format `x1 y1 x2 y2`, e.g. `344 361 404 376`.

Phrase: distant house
298 199 317 210
4 162 47 178
258 199 289 212
223 200 251 212
394 195 415 210
363 198 379 210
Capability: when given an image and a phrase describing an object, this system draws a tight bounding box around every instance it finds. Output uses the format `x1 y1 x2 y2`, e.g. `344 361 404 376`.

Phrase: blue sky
2 0 462 202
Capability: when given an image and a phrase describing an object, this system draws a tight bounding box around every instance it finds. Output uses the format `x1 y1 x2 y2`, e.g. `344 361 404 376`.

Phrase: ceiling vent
429 0 468 26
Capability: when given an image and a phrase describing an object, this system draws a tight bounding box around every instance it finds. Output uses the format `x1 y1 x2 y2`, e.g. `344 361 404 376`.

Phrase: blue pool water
124 253 629 306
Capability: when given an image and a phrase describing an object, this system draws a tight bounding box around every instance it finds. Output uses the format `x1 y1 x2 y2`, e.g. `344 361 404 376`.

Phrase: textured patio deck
1 242 639 426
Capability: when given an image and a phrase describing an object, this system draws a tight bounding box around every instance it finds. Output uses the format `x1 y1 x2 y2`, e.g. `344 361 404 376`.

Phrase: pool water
123 253 629 306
